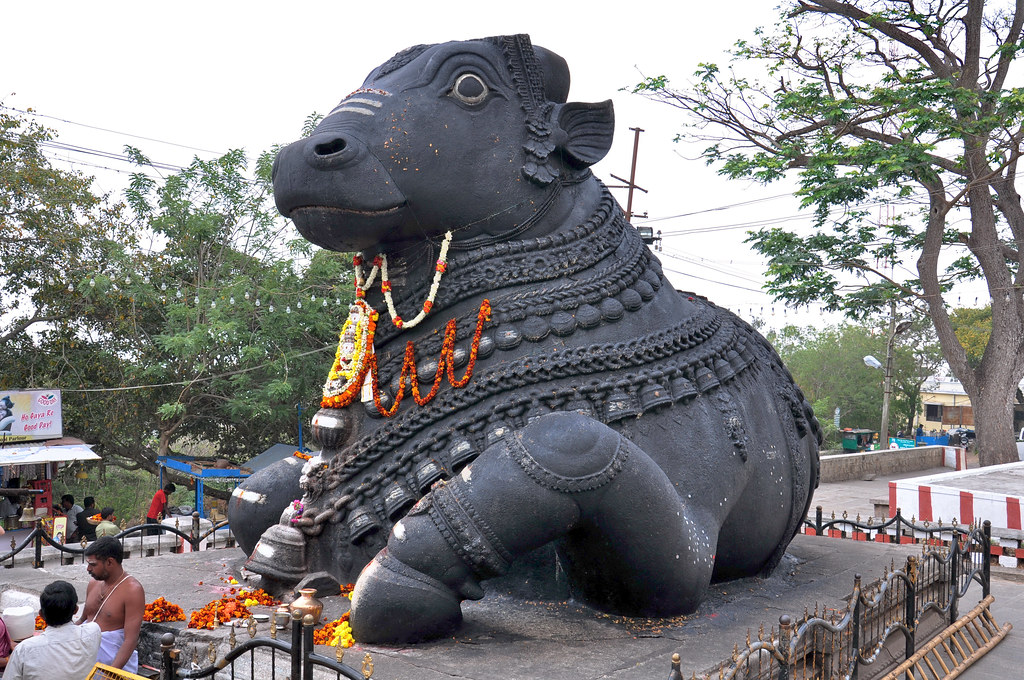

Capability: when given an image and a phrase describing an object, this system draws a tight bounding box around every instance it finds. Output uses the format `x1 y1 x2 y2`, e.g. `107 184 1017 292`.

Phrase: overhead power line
3 105 227 156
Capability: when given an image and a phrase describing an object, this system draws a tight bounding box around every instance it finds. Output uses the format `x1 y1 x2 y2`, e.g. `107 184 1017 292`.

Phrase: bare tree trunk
967 376 1020 467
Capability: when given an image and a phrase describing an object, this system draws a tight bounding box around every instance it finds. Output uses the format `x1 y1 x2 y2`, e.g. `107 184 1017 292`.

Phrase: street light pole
879 303 913 449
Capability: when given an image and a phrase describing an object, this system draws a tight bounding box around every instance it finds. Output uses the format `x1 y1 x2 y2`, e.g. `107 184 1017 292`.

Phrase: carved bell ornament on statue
604 386 640 422
638 382 672 413
245 522 308 584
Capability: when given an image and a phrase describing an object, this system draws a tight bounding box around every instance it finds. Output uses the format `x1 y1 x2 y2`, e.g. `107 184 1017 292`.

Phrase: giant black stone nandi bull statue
229 34 820 644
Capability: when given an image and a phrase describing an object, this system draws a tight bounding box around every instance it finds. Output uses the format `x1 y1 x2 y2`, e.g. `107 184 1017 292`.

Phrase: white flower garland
353 230 453 330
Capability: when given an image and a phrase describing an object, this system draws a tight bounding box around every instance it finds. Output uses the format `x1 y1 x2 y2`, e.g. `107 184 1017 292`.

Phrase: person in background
75 498 97 543
94 508 119 539
78 538 143 673
0 612 14 676
61 495 84 542
145 483 175 535
4 580 101 680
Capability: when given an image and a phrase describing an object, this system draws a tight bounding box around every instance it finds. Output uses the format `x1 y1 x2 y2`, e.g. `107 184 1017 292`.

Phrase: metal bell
695 366 720 392
447 439 478 473
670 375 698 402
245 524 307 584
414 459 445 493
714 358 735 382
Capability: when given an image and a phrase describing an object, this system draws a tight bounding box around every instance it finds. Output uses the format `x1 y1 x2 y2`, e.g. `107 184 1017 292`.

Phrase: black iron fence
1 513 232 568
158 610 372 680
675 518 995 680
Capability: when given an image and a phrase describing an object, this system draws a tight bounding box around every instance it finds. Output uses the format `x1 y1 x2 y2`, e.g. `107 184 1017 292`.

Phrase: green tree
634 0 1024 466
85 147 352 467
0 108 144 456
0 109 129 349
771 318 943 447
771 324 886 439
891 316 946 433
949 306 992 369
1 109 352 471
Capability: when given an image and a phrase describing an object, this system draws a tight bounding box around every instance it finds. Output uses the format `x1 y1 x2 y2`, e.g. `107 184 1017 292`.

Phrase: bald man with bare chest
76 537 145 673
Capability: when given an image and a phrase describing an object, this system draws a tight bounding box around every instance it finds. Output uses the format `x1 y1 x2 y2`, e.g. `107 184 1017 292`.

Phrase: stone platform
0 533 993 679
3 462 1021 679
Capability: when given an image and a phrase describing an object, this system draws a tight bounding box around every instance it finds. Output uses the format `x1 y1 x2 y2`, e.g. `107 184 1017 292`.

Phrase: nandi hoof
350 551 463 643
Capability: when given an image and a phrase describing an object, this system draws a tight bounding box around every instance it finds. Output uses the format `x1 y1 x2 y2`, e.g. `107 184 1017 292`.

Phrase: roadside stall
155 455 252 519
0 442 100 534
1 389 98 536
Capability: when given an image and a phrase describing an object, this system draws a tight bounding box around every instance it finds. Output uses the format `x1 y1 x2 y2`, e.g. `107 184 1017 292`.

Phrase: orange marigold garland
322 297 492 416
188 596 251 630
35 614 46 630
369 299 491 417
143 597 185 623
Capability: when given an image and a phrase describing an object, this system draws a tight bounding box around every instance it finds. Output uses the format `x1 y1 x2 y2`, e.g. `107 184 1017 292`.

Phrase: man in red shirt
145 483 175 535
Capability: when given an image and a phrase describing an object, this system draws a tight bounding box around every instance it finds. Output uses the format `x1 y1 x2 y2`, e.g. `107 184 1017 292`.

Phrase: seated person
78 537 144 673
0 614 14 676
75 498 97 543
94 508 120 539
4 580 101 680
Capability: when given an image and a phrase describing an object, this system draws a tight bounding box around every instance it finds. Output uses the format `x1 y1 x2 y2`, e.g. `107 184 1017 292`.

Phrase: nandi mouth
290 204 409 252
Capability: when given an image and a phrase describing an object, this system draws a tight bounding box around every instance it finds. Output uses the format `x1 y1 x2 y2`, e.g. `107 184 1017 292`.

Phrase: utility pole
608 127 661 250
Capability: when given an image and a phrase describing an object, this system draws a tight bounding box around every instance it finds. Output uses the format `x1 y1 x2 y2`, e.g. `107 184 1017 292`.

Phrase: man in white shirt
4 580 101 680
61 495 84 541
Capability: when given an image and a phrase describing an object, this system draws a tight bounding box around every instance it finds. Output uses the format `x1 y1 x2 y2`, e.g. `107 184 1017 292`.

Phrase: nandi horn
348 412 713 643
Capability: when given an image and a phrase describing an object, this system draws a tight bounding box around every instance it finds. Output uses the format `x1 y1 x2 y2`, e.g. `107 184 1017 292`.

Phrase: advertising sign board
0 389 63 441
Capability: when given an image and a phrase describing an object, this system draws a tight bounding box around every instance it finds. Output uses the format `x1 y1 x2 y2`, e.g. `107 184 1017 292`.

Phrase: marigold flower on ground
143 597 185 623
313 612 353 648
186 588 280 629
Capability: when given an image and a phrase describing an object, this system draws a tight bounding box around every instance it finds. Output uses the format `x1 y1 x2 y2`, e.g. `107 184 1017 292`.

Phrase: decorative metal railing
159 610 372 680
1 513 233 568
668 519 995 680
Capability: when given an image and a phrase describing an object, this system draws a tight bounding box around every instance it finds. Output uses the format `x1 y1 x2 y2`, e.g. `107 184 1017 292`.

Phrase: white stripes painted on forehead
328 89 391 117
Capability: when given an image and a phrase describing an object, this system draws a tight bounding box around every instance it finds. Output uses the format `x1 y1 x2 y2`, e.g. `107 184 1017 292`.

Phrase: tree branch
795 0 953 77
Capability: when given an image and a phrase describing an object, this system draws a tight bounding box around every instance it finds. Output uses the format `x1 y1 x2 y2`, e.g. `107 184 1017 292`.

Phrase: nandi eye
451 73 488 105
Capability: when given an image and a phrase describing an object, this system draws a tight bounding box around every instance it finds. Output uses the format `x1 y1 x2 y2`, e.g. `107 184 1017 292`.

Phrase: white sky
0 1 989 329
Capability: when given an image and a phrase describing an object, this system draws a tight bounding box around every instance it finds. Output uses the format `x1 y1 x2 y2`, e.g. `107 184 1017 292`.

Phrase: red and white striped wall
889 465 1023 531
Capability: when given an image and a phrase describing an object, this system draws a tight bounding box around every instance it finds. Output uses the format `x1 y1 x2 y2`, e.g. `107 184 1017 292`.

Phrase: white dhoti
97 628 138 674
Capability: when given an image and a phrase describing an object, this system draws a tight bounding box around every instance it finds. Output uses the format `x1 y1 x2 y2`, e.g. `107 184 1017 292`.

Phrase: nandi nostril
314 137 348 156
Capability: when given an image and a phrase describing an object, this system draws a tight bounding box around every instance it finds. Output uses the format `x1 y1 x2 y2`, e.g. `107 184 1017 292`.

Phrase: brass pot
289 588 324 625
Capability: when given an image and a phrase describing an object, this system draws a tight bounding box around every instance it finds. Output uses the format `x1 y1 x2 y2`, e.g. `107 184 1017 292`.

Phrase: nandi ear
555 100 615 168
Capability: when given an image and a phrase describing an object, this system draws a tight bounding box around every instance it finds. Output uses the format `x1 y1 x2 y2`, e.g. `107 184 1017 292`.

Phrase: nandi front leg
349 412 719 643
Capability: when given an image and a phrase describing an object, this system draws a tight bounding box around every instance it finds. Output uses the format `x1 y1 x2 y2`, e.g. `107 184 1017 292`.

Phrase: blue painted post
196 478 204 518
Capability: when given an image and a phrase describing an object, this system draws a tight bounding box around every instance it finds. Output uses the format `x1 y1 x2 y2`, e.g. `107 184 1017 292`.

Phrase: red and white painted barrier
942 446 968 470
888 464 1023 531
